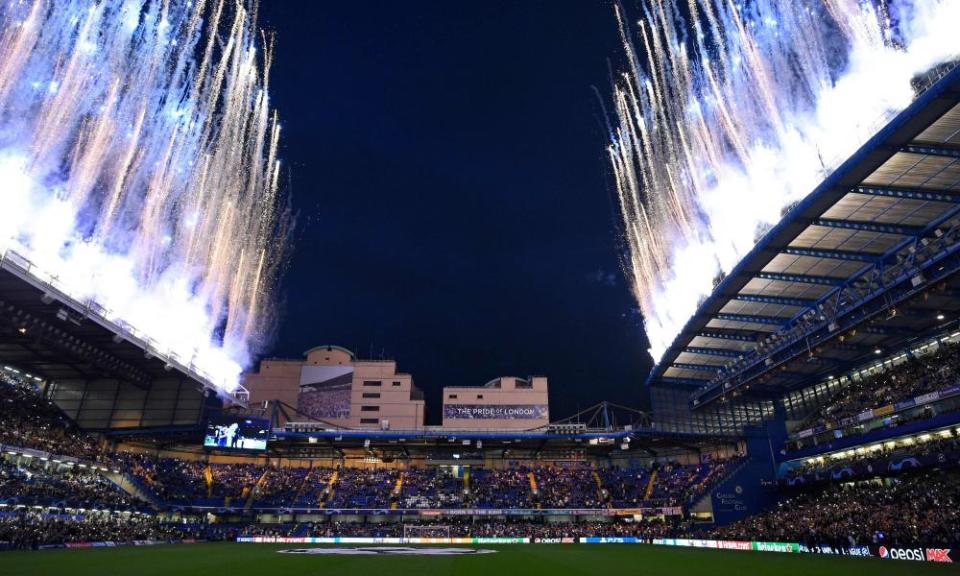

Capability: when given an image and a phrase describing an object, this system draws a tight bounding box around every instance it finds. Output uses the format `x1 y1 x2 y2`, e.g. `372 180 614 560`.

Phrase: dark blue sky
257 1 652 422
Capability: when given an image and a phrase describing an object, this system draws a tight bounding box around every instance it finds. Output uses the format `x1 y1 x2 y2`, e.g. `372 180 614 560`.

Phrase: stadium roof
0 252 242 402
647 65 960 409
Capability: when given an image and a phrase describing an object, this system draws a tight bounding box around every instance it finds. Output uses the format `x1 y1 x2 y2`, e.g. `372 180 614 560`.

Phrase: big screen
203 417 270 451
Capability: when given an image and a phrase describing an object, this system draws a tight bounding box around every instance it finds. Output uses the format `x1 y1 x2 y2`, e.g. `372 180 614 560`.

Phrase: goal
403 524 452 542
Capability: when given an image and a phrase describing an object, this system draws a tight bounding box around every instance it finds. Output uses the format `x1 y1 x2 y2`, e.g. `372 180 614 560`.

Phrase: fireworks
607 0 960 361
0 0 290 393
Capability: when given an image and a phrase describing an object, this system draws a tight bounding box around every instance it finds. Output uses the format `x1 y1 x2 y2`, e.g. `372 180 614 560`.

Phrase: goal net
403 524 452 542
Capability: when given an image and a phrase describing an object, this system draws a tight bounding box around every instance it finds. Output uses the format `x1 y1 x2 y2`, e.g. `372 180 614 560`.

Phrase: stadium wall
244 345 426 430
706 427 781 525
441 376 549 430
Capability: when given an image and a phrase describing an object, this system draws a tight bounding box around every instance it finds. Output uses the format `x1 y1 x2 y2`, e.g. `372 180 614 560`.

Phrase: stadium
2 1 960 575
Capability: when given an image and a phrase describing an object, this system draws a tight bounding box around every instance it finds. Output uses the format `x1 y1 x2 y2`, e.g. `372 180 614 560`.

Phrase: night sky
256 1 652 422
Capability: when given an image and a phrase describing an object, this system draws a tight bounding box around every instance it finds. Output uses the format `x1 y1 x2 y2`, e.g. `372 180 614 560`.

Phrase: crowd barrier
785 448 960 486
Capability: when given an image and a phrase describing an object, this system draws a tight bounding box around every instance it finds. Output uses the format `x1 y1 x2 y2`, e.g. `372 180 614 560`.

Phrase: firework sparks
0 0 290 393
608 0 960 361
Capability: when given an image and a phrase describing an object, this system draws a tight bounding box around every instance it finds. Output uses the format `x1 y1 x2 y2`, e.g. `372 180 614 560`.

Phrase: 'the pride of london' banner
443 404 548 420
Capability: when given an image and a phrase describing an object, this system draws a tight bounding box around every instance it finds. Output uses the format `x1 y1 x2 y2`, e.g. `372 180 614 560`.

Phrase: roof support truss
755 272 845 286
671 362 722 373
658 377 709 387
901 144 960 159
685 347 742 358
732 294 816 307
854 185 960 204
782 246 881 263
697 330 762 342
814 217 925 237
715 313 786 326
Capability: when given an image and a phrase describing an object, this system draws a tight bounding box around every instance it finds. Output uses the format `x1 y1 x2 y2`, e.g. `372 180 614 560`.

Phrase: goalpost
403 524 452 542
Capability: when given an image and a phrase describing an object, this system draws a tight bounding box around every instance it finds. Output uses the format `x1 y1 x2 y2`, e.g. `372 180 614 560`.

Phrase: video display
203 417 270 451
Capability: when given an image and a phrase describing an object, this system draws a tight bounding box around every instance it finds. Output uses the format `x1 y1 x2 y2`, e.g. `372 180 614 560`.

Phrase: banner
791 384 960 440
785 448 960 486
233 536 956 561
799 544 871 556
875 546 955 562
443 404 548 420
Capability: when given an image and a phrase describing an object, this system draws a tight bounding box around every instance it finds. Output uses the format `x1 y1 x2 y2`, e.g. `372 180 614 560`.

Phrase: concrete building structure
244 345 425 430
441 376 550 430
243 346 551 431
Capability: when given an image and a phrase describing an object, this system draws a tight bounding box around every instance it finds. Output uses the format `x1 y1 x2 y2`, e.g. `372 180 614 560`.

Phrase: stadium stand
714 470 960 548
785 426 960 485
397 467 465 509
0 458 139 511
0 371 107 463
0 512 190 550
324 467 398 509
791 339 960 444
1 372 959 553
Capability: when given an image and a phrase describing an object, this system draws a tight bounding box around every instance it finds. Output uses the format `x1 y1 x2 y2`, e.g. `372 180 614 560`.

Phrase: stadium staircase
245 469 271 510
692 430 783 525
643 470 658 499
105 470 161 509
204 465 214 499
592 470 605 506
391 472 404 509
688 458 751 517
320 469 338 508
294 468 314 506
527 471 540 509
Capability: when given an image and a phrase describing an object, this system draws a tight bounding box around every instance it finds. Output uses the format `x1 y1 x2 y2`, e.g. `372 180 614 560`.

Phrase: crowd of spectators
799 342 960 434
0 458 139 511
787 429 960 482
533 466 600 508
468 467 534 508
113 458 740 511
253 466 309 507
5 465 960 550
117 455 269 506
713 470 960 548
235 517 694 540
0 373 107 463
0 511 194 550
290 467 335 507
326 467 397 509
399 467 465 509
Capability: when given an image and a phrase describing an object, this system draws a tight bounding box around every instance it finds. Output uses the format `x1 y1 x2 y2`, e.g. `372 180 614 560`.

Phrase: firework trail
0 0 290 393
608 0 960 361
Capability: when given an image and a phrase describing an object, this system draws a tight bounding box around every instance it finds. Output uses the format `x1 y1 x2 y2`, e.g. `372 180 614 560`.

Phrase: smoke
0 0 290 393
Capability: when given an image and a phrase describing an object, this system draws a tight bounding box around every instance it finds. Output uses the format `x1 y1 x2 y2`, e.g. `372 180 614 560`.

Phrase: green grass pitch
4 543 959 576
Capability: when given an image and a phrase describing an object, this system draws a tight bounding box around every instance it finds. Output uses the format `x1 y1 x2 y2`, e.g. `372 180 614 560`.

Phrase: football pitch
4 543 959 575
